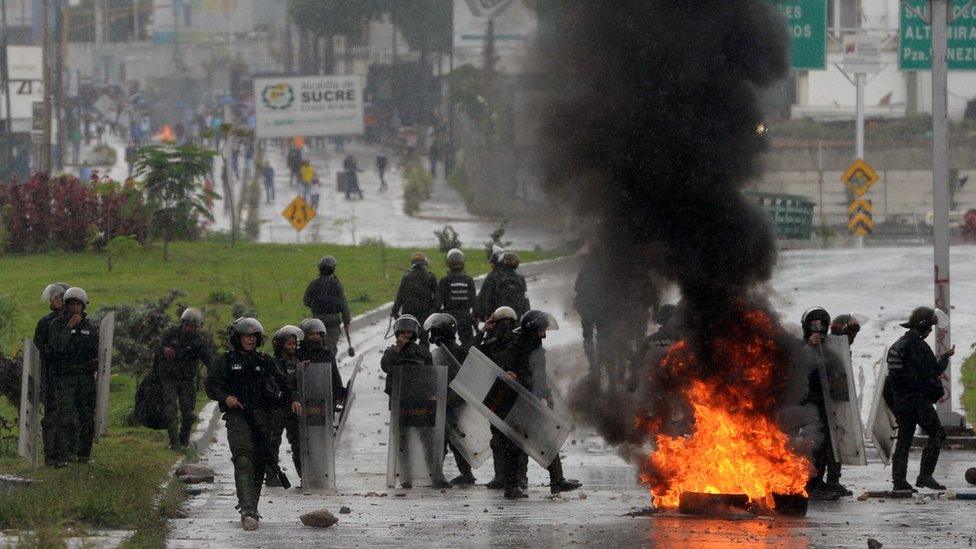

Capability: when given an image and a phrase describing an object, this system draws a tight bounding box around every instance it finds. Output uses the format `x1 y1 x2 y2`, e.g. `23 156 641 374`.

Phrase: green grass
0 241 553 352
962 351 976 425
0 373 181 536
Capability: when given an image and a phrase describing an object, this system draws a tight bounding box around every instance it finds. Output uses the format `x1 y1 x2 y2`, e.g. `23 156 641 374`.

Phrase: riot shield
94 312 115 441
299 362 335 493
547 374 572 430
432 346 492 469
334 355 363 445
818 335 867 466
386 363 448 488
18 339 41 469
866 349 897 465
450 347 571 469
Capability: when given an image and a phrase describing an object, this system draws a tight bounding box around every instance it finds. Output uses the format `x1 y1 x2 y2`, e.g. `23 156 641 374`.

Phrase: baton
384 315 394 340
345 325 355 357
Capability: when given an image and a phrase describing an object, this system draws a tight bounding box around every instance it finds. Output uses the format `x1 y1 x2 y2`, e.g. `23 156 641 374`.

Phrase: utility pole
54 3 64 170
1 0 12 171
40 0 51 174
930 0 954 424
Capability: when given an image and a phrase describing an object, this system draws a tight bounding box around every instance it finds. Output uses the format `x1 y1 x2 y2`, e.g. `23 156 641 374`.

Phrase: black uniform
156 325 214 447
498 333 569 491
884 331 949 486
477 266 529 320
33 311 60 465
46 312 99 463
205 349 294 519
303 274 352 352
437 340 473 480
476 326 519 486
392 266 439 340
296 341 346 404
438 271 478 349
380 340 436 485
273 354 303 477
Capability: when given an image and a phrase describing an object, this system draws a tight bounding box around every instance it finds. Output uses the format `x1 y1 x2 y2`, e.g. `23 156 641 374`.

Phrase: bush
403 156 434 216
483 219 513 259
434 225 462 253
92 289 188 377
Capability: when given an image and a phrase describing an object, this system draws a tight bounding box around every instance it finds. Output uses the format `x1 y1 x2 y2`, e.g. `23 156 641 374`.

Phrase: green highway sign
900 0 976 71
768 0 828 70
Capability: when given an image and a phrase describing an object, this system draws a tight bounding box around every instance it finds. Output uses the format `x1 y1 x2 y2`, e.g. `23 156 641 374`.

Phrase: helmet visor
934 309 950 329
41 283 67 301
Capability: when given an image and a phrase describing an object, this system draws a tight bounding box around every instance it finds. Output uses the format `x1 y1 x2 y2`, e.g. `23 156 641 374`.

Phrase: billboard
453 0 537 71
253 76 365 138
0 46 43 123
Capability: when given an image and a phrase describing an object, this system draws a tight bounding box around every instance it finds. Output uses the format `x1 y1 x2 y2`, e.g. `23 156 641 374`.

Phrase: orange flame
640 309 810 510
155 125 176 143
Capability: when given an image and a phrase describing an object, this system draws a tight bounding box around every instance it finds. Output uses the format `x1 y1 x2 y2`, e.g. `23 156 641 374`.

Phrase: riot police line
18 245 575 532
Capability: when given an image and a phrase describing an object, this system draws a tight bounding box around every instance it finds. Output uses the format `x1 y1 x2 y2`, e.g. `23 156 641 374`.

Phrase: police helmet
63 287 89 308
274 324 305 342
490 245 506 266
446 248 465 268
230 317 265 348
393 314 422 339
181 307 204 327
503 251 521 269
423 313 457 344
490 306 518 322
41 282 71 301
801 307 830 338
299 317 327 337
318 255 337 275
514 309 559 335
900 307 947 331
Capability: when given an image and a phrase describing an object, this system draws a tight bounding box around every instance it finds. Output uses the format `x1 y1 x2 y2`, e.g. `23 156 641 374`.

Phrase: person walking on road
262 161 275 203
156 308 214 449
391 253 439 344
376 154 389 191
303 256 353 354
343 155 365 200
299 160 315 202
884 306 954 492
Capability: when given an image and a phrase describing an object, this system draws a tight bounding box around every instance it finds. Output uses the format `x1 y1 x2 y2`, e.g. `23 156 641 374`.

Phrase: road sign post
282 196 316 235
767 0 828 70
899 0 976 71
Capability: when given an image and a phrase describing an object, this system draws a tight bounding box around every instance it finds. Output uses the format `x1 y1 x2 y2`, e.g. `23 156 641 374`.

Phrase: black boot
451 474 476 486
915 476 946 491
504 486 528 499
892 479 918 493
824 480 853 497
485 477 504 489
550 478 582 495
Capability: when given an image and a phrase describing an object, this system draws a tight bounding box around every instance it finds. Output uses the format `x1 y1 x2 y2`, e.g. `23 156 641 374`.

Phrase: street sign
843 33 882 74
900 0 976 71
282 197 316 232
848 210 875 235
847 197 874 214
841 159 880 197
767 0 828 70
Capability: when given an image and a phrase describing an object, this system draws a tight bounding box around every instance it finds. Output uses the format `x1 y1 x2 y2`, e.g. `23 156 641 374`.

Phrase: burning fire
640 309 811 510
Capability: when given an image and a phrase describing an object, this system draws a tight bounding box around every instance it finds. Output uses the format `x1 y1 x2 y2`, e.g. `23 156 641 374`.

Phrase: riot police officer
425 313 475 485
478 251 530 322
303 256 352 354
498 310 581 499
628 303 678 392
156 308 214 449
801 307 851 499
885 307 953 492
476 306 519 490
438 249 478 349
392 253 439 343
380 315 445 488
268 325 304 485
205 318 298 531
297 318 346 405
46 287 99 466
35 282 70 466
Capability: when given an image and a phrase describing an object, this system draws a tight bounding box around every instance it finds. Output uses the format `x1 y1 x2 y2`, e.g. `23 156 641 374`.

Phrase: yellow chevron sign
841 159 879 197
848 211 875 234
848 198 874 214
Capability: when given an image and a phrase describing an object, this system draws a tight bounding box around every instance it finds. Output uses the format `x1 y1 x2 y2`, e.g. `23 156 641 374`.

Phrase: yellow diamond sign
841 159 879 197
282 196 316 232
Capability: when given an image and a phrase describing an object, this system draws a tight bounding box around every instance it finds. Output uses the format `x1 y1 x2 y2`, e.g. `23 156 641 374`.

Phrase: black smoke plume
534 2 817 462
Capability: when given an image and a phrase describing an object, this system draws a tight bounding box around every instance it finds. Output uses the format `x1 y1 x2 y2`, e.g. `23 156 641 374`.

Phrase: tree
289 0 386 74
133 145 217 261
389 0 453 68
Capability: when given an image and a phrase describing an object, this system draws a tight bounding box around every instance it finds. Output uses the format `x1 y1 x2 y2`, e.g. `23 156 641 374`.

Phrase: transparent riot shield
299 362 335 493
94 312 115 441
818 335 867 466
450 347 571 468
18 339 41 469
866 349 897 465
334 355 363 446
386 363 448 488
432 346 492 469
546 374 572 430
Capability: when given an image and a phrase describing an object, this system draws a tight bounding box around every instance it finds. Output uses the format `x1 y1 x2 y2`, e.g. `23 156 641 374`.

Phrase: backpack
494 271 526 315
134 368 169 430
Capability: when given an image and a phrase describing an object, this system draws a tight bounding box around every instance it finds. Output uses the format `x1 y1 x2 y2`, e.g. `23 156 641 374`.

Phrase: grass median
962 351 976 425
0 240 555 545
